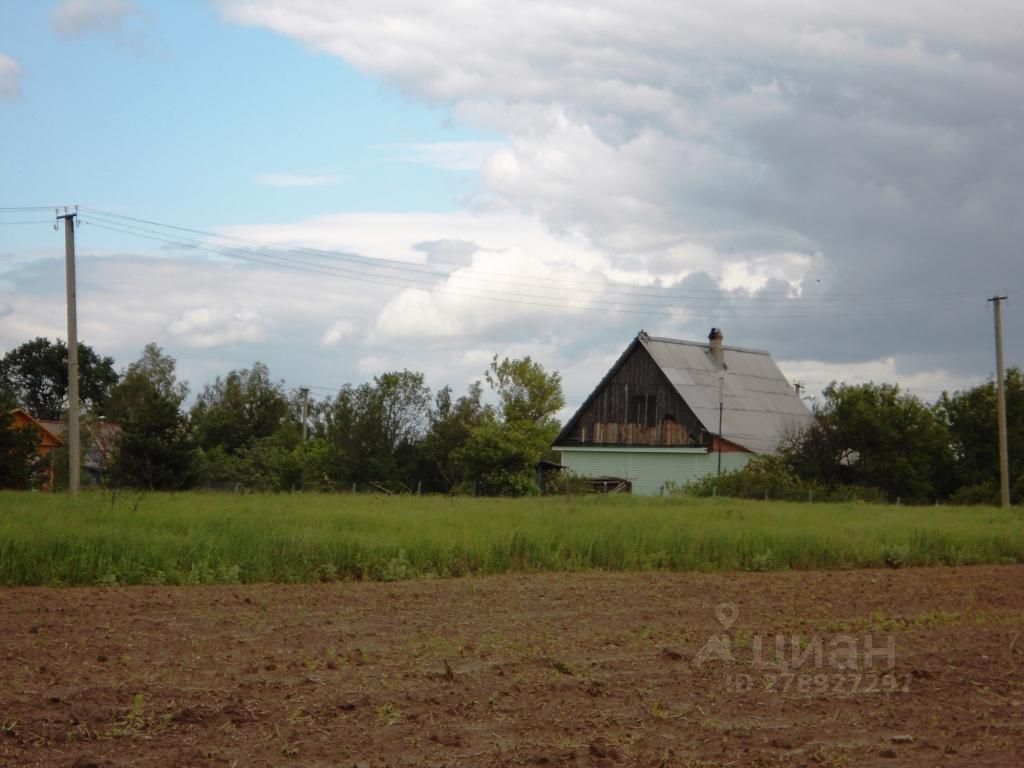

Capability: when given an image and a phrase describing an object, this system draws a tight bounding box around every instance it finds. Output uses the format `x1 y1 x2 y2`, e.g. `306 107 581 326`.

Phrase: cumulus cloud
778 358 981 404
320 319 357 347
168 307 270 348
412 239 481 267
218 0 1024 383
0 53 22 99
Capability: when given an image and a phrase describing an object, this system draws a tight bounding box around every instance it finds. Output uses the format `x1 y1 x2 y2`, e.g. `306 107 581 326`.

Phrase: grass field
1 491 1021 586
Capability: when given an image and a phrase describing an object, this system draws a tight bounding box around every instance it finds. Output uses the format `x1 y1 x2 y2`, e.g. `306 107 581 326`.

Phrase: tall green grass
0 491 1021 585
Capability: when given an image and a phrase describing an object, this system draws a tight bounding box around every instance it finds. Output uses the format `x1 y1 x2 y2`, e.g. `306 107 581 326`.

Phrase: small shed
553 330 812 495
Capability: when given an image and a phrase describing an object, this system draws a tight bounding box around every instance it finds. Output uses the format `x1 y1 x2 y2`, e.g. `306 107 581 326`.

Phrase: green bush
676 454 882 502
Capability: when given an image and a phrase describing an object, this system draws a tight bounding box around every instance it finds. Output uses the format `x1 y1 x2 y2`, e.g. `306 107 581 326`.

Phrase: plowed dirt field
2 566 1022 767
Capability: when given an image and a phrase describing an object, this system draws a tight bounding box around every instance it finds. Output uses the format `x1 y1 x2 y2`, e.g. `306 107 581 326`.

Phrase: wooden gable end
557 342 706 447
10 409 63 452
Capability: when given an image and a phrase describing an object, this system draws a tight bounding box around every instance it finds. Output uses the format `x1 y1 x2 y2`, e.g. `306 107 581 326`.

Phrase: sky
1 0 1022 417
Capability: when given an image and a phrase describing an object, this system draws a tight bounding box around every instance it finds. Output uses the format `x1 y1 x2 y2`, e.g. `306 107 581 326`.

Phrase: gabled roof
10 408 64 448
556 332 813 454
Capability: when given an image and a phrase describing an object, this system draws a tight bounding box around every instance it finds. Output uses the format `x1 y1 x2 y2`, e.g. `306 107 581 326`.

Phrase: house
552 329 813 495
8 409 120 489
10 408 64 490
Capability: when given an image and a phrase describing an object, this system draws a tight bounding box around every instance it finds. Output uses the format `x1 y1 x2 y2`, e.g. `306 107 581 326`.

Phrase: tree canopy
0 337 118 419
787 381 954 502
106 344 195 490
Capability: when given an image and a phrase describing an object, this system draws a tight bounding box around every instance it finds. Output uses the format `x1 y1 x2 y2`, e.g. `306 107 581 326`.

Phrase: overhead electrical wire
82 217 775 318
79 215 952 320
3 203 1005 319
77 206 989 305
78 214 1003 318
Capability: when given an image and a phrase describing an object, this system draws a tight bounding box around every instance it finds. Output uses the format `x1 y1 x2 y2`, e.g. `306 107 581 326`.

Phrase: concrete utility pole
58 208 80 496
989 296 1011 508
300 387 310 443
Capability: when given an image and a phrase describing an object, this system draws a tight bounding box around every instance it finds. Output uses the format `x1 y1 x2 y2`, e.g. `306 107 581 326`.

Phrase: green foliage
458 355 565 496
0 492 1020 586
456 419 545 496
679 454 883 503
325 370 431 491
486 354 565 426
106 344 195 490
419 382 490 492
190 362 289 454
0 337 118 419
196 438 313 492
681 454 812 499
786 382 954 503
938 368 1023 497
0 398 41 489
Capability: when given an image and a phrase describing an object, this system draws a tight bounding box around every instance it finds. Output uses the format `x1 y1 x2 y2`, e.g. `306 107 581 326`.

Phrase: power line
80 216 952 320
78 206 996 305
0 206 65 212
8 203 1011 319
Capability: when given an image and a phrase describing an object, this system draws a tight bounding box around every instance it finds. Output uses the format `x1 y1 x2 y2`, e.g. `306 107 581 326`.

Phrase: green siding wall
559 448 751 495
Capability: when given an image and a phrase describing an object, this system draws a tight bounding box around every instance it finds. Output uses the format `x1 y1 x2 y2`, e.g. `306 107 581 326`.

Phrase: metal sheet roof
640 335 812 453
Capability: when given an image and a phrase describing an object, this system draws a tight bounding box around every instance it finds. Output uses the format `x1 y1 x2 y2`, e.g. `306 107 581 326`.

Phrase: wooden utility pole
300 387 310 442
58 208 80 495
989 296 1010 508
717 376 724 477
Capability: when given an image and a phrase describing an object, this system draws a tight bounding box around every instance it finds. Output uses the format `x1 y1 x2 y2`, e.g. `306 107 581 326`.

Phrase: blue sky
2 1 1022 411
1 1 487 241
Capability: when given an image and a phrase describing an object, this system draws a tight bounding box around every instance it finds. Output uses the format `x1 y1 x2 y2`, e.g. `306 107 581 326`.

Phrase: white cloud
0 53 22 99
255 172 340 188
51 0 142 40
168 307 270 349
320 319 357 347
778 358 983 404
216 0 1024 383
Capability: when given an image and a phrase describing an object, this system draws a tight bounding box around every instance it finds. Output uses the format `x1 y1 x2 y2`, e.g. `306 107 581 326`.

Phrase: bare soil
1 566 1022 767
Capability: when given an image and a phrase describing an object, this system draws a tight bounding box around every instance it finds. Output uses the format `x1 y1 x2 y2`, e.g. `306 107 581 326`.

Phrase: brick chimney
708 327 724 366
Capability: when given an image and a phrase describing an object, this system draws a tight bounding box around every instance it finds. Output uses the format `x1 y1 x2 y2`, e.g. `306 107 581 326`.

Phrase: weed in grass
0 491 1020 586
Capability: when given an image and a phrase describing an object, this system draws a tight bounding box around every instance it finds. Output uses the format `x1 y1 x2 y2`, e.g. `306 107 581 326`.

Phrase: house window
631 394 657 427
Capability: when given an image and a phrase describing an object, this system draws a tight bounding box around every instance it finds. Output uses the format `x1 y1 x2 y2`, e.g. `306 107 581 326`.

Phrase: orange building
9 408 64 490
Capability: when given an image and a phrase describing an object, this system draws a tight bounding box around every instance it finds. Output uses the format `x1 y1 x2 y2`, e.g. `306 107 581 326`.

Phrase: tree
190 362 289 454
459 356 565 496
486 354 565 426
0 337 118 419
0 390 41 489
938 368 1023 502
419 381 490 492
325 370 432 490
787 382 954 502
106 344 195 490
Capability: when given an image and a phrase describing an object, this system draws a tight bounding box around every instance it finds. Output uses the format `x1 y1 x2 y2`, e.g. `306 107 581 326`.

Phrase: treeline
685 377 1023 505
1 337 1020 503
0 338 564 495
